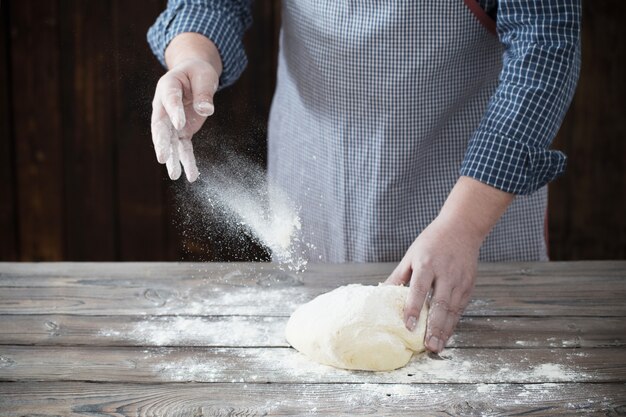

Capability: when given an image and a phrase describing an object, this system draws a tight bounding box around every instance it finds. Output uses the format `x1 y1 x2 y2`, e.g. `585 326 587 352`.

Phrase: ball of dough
285 284 428 371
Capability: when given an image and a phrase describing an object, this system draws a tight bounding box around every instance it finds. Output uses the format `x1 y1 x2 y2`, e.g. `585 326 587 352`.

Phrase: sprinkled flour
137 347 593 385
183 153 307 271
99 316 285 347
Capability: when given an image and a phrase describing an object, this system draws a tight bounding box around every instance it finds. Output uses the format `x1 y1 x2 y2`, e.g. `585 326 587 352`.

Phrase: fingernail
195 101 214 116
406 316 417 332
428 336 444 352
185 166 200 183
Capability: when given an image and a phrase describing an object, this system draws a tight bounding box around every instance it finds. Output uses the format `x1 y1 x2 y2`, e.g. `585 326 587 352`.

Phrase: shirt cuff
147 4 248 88
460 130 567 195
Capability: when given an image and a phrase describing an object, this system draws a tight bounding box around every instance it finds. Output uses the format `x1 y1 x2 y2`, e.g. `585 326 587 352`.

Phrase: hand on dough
386 176 513 354
386 215 480 354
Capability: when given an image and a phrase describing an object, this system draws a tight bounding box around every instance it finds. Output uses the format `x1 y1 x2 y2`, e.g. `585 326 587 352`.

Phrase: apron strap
463 0 497 36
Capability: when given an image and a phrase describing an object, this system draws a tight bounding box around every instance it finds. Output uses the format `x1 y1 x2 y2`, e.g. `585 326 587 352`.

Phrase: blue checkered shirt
148 0 580 196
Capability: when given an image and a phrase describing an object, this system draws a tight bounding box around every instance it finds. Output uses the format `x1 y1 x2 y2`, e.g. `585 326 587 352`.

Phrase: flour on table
285 284 428 371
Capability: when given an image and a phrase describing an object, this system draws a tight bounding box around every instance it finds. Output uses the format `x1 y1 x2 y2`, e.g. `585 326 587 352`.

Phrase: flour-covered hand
151 34 222 182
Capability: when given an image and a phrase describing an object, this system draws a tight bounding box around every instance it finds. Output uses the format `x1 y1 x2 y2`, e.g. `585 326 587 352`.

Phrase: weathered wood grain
0 382 624 416
1 261 624 287
0 262 624 316
0 315 288 348
2 282 625 316
0 314 623 349
0 262 624 415
0 346 624 384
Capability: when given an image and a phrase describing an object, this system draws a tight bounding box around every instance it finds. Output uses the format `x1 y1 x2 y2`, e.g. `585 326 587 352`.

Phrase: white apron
267 0 548 262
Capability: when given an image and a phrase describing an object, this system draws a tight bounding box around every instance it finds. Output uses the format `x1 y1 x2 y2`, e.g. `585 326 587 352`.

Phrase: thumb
190 66 218 117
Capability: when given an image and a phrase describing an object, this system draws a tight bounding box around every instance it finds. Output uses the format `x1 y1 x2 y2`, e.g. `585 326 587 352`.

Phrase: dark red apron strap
463 0 497 36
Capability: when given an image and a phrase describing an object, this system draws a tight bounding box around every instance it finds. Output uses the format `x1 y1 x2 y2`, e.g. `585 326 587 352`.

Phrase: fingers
152 76 183 166
178 137 199 182
190 67 218 117
151 61 220 182
425 281 470 354
166 138 182 180
425 285 451 353
151 107 175 164
160 81 186 131
151 73 204 182
404 265 434 331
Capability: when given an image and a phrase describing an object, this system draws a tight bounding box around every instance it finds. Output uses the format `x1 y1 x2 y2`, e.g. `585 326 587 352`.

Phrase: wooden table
0 261 625 415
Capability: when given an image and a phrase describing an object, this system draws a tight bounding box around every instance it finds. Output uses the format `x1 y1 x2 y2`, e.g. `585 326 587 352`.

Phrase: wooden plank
2 282 625 317
0 315 624 349
451 316 626 348
1 261 624 286
0 346 624 384
0 3 18 261
0 315 288 348
9 1 65 261
111 0 172 261
0 382 624 416
59 0 117 260
0 262 624 316
549 1 626 260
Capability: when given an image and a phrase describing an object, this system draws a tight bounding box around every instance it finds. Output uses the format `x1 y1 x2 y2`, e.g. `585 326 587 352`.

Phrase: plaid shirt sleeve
147 0 253 88
460 0 581 195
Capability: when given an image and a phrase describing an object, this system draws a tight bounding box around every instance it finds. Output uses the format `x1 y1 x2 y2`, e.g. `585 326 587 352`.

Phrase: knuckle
413 257 434 271
411 282 431 298
431 298 451 312
414 280 431 293
388 263 410 285
165 95 181 108
449 307 463 318
461 287 473 299
199 62 219 77
156 73 172 90
403 303 422 318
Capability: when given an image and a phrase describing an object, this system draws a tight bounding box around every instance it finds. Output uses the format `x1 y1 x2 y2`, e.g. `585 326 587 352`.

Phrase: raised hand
150 33 222 182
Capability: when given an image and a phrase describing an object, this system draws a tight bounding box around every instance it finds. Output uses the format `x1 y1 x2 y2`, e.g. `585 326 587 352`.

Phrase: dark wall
549 2 626 260
0 1 624 261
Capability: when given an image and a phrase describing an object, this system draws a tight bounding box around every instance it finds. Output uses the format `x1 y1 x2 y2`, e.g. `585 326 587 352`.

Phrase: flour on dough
285 284 428 371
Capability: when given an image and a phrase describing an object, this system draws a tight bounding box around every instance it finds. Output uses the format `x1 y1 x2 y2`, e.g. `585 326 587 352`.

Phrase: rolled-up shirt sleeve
147 0 253 88
460 0 581 195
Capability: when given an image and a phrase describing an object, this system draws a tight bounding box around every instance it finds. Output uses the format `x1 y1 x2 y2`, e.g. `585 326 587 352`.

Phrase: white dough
285 284 428 371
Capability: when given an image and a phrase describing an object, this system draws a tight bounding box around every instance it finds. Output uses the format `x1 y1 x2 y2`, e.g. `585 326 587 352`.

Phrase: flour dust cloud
177 152 307 271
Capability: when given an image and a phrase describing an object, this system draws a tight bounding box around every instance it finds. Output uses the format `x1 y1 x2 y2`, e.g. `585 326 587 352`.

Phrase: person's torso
267 0 549 263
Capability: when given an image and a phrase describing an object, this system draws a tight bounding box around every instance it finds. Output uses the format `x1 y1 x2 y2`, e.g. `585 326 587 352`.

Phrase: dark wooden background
0 1 624 262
